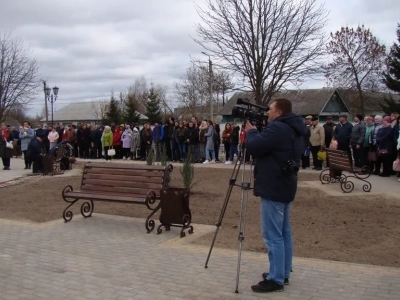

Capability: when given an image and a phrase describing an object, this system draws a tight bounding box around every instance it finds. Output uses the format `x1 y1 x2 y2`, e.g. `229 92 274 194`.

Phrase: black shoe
262 273 289 285
4 167 10 170
251 279 284 293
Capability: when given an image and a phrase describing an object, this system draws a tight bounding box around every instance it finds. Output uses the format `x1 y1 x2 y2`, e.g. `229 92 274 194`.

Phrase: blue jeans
207 149 215 160
261 198 292 286
229 144 238 161
178 142 186 159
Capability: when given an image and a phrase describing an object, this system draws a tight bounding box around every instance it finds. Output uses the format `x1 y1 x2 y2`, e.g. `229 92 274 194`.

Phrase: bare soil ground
0 165 399 267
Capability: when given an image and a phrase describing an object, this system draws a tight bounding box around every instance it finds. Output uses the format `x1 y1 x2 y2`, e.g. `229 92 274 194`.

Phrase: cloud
0 0 398 115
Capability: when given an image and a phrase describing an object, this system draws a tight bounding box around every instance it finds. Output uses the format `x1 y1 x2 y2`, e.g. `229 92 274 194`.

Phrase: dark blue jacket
246 113 307 203
152 125 164 142
376 126 393 154
333 122 353 144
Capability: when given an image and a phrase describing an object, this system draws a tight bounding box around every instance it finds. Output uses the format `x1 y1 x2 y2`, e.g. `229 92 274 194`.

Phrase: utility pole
202 52 213 121
43 80 49 122
208 57 213 121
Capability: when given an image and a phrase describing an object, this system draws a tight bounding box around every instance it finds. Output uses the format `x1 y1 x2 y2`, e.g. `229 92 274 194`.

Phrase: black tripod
204 145 253 293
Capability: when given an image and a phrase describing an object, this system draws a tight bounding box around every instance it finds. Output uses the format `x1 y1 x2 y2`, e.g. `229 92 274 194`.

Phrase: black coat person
27 136 45 173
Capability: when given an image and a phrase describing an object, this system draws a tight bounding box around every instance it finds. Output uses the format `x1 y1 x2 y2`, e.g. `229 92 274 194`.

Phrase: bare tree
0 33 39 122
194 0 327 105
324 25 387 114
154 84 174 117
175 64 209 115
128 76 148 113
213 69 235 108
90 99 109 124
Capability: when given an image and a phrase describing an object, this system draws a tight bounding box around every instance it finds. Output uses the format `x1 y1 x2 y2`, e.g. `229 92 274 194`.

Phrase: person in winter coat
48 127 59 151
131 127 140 159
362 117 374 172
350 114 366 168
26 134 45 174
141 124 153 159
245 98 307 293
199 121 208 162
113 126 122 159
175 121 188 161
19 121 35 169
101 126 113 161
309 116 325 170
376 116 394 177
187 121 200 163
152 121 164 161
222 123 232 162
225 123 240 164
203 120 215 164
214 123 221 162
0 122 14 170
333 115 353 152
323 116 336 149
121 125 133 160
301 116 312 169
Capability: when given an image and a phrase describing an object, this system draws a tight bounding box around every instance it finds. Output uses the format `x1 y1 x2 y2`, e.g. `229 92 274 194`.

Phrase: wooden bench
62 162 173 232
319 149 371 193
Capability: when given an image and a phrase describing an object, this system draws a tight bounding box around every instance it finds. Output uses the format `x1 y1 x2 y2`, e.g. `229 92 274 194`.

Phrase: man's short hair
272 98 292 114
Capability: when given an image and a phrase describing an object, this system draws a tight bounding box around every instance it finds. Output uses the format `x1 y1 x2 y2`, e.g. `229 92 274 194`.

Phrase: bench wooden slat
82 178 162 190
84 168 165 177
85 162 168 171
81 184 159 196
84 173 163 184
328 157 351 165
64 191 147 203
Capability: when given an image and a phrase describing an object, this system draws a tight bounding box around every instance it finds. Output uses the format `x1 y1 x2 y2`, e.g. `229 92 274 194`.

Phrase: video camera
231 98 269 127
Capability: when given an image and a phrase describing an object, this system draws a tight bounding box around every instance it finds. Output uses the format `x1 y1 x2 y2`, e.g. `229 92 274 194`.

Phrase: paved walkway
1 215 400 300
1 158 400 299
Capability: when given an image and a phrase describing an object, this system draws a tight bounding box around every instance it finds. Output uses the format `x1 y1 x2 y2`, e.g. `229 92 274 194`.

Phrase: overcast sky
0 0 399 116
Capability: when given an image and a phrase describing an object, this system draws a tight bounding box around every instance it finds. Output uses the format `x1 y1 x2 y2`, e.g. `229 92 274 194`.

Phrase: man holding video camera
245 98 306 293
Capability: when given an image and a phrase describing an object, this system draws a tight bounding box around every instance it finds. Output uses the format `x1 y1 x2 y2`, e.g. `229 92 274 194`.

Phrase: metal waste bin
157 188 193 237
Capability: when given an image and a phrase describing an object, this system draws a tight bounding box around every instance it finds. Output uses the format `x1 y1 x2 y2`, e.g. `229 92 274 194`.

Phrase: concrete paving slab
0 214 399 300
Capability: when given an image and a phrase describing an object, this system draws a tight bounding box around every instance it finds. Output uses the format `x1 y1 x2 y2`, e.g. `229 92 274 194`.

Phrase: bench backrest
55 146 68 162
326 149 353 172
81 162 173 197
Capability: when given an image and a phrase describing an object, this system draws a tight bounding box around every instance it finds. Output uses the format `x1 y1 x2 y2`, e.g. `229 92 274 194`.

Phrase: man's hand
245 121 257 131
356 144 360 149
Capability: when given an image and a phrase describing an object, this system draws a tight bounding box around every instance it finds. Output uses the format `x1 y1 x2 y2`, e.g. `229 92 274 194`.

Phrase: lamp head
52 86 59 96
44 87 51 97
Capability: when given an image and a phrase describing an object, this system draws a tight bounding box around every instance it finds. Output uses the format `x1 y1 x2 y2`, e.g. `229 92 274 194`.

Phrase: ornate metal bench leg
145 203 161 233
319 169 331 184
359 179 372 192
80 200 94 218
63 199 79 222
340 179 354 193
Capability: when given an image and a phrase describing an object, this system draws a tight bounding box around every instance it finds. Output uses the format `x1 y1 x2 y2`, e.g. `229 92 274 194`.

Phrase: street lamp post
44 84 59 127
202 52 213 121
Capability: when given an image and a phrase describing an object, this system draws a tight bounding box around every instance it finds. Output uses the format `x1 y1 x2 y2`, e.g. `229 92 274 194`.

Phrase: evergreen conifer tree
104 93 121 124
124 93 140 124
383 24 400 93
145 87 162 123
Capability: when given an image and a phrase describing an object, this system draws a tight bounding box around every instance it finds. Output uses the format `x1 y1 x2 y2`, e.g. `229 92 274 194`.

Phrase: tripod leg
235 153 254 293
204 148 244 268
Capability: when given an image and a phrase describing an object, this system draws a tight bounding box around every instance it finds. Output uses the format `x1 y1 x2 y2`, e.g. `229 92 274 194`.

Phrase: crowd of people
2 112 400 179
302 113 400 180
0 117 251 171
